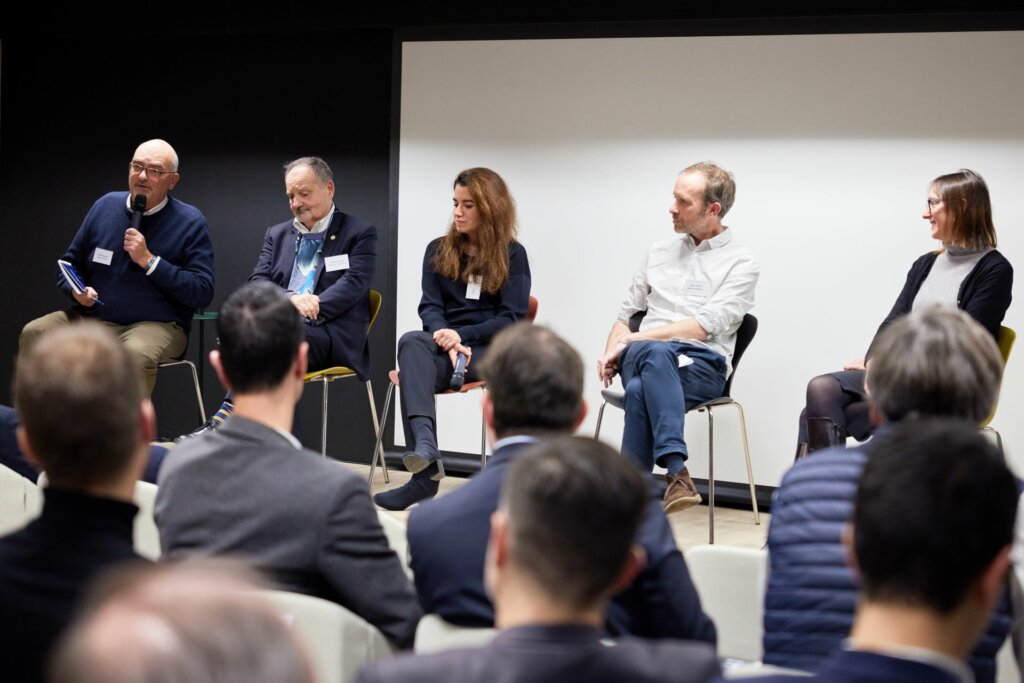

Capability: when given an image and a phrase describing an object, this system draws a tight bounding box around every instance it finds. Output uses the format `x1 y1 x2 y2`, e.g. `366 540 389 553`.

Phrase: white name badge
466 275 483 300
324 254 350 272
684 279 709 302
678 353 695 368
93 248 113 265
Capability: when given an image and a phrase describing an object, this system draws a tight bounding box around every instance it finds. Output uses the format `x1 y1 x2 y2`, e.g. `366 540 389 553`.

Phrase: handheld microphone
450 352 469 391
130 194 147 230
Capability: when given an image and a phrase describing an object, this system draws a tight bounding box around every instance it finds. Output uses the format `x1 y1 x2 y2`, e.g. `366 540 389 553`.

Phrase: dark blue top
417 238 531 345
0 488 143 683
713 649 962 683
58 192 215 333
407 441 717 643
763 436 1010 682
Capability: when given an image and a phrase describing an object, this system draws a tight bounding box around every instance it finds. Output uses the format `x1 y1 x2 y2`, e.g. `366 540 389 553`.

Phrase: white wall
396 31 1024 487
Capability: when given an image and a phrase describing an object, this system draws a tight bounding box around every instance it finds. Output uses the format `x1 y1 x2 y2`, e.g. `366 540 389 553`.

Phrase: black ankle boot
807 418 846 454
373 471 440 511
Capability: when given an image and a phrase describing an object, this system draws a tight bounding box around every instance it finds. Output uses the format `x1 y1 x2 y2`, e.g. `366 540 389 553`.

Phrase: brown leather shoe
663 468 702 513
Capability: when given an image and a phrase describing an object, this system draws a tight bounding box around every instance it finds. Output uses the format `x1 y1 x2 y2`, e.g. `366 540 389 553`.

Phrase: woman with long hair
374 168 531 510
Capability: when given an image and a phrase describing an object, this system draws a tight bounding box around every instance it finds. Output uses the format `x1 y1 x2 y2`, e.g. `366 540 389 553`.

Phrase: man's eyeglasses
925 198 942 211
129 161 176 179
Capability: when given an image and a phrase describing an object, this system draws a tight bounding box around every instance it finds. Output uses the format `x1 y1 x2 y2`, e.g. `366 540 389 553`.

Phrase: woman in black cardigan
795 169 1013 457
374 168 531 510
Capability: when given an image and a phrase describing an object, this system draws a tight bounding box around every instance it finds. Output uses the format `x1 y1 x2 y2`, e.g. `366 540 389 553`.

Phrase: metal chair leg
708 408 715 545
320 377 329 457
594 401 607 439
185 360 206 424
369 381 396 485
365 380 388 484
734 401 760 525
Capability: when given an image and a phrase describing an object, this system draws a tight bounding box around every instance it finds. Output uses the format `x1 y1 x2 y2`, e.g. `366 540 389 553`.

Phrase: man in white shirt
597 162 759 513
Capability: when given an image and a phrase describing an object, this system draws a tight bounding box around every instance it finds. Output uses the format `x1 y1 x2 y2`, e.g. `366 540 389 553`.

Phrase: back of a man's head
478 323 584 437
868 306 1003 423
14 322 143 488
51 561 314 683
499 436 648 611
217 282 304 394
854 418 1017 614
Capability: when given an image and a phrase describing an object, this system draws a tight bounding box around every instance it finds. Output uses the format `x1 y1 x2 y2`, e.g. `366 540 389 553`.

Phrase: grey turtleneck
912 244 992 311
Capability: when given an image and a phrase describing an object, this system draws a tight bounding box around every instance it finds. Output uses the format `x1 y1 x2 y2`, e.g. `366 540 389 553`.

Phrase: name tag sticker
684 279 709 302
93 248 113 265
324 254 350 272
466 275 483 300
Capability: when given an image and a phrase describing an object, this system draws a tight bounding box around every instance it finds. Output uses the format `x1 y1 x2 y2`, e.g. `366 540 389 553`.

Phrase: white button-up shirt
617 228 760 371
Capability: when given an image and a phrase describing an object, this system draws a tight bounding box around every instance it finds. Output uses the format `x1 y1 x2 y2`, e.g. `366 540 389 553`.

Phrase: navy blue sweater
417 238 531 345
57 192 215 332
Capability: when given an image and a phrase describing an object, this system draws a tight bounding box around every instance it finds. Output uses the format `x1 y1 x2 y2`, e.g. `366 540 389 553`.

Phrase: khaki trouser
19 311 187 395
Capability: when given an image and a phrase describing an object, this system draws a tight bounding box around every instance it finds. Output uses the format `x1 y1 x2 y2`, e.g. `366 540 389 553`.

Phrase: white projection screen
396 31 1024 489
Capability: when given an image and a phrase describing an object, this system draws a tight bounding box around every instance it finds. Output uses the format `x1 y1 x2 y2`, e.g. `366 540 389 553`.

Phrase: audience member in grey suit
356 436 721 683
719 420 1018 683
155 282 420 649
51 561 316 683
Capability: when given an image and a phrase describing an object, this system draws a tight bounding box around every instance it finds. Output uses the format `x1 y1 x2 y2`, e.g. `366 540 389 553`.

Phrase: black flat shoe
174 419 221 443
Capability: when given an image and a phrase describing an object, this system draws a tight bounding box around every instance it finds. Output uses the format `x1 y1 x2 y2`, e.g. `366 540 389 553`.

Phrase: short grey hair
868 306 1003 424
283 156 333 185
683 161 736 218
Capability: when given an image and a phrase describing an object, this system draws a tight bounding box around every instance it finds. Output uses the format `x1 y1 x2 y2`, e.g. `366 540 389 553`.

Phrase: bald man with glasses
19 139 215 395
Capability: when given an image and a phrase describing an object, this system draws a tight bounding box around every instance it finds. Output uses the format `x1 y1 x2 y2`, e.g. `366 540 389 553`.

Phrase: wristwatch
145 255 158 272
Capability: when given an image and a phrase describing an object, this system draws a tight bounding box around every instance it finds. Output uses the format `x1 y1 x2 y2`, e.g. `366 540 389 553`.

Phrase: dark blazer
715 648 963 683
0 489 143 683
155 415 420 649
355 624 720 683
249 208 377 379
407 439 717 643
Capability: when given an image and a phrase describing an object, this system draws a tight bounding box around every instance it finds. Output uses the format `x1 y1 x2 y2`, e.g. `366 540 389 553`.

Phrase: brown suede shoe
663 468 702 513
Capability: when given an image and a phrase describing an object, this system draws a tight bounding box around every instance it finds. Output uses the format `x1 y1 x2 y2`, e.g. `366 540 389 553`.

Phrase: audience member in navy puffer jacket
763 307 1012 683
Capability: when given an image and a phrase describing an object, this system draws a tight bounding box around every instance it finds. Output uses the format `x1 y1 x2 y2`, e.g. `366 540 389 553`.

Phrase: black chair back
723 314 758 398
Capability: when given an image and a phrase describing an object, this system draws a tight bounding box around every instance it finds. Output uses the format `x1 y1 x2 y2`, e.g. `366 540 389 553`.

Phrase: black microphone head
450 374 465 391
133 194 148 212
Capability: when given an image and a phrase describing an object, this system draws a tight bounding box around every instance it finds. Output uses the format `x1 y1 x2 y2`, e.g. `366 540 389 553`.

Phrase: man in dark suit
0 323 151 683
407 322 716 643
727 419 1018 683
155 282 420 649
359 436 720 683
188 155 376 434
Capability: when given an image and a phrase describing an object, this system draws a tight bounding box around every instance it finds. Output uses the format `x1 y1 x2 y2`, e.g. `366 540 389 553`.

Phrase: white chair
264 589 394 683
684 544 768 663
724 663 811 678
377 510 411 578
0 464 39 535
132 480 161 560
414 613 497 654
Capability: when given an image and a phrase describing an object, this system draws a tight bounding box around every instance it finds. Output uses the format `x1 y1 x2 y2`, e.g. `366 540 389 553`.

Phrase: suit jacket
155 415 420 648
355 624 720 683
714 648 965 683
407 439 716 643
249 208 377 379
0 488 143 683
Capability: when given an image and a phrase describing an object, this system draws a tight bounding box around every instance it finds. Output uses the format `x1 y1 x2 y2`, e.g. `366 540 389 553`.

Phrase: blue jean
618 340 728 472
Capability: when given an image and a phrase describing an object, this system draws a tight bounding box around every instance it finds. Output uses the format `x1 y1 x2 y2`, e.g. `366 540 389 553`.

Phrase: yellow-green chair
981 325 1015 453
303 290 386 481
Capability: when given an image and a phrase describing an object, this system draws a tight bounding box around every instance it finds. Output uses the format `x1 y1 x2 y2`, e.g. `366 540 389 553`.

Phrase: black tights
796 373 873 445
